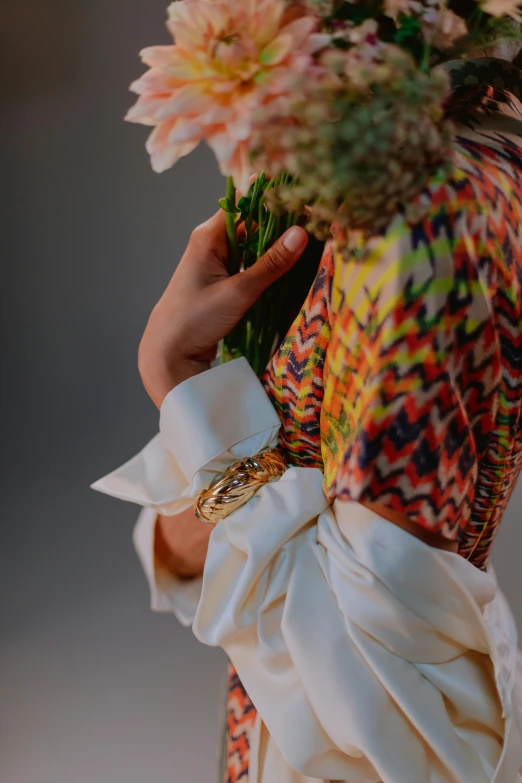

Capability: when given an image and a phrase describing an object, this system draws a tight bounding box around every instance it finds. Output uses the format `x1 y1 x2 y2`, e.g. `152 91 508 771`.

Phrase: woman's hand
138 208 309 408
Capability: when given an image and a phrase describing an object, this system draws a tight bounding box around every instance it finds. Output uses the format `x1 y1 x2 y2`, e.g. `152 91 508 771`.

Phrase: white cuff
92 357 281 626
91 357 280 516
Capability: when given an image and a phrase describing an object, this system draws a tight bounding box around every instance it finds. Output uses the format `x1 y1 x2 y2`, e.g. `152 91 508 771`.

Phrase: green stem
257 194 266 259
246 172 264 239
222 169 300 374
260 173 283 254
468 5 483 34
263 212 276 253
420 42 431 73
244 173 264 270
225 176 240 274
274 212 281 241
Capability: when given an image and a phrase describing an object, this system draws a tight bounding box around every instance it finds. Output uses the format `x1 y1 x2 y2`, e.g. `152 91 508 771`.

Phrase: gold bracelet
194 448 288 525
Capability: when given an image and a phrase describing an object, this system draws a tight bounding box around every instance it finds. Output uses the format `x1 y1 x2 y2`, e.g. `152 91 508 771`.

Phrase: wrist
169 357 212 389
154 510 210 579
141 357 212 409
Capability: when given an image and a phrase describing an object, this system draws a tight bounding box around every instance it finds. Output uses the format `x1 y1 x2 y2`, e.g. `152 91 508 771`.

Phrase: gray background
1 2 521 782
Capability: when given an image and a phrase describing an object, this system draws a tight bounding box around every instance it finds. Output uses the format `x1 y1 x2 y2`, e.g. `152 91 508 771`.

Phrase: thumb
236 226 308 305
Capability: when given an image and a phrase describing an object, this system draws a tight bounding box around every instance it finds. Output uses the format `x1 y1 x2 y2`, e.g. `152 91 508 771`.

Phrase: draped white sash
92 358 522 782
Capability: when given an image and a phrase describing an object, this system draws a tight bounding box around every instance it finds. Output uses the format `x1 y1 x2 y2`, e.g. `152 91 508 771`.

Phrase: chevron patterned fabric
222 61 522 782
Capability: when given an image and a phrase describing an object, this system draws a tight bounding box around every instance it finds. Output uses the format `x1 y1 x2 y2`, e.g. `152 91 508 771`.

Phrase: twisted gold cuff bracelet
194 449 288 525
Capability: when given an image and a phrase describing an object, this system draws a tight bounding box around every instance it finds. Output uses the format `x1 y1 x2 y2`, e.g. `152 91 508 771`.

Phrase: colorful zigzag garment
222 58 522 783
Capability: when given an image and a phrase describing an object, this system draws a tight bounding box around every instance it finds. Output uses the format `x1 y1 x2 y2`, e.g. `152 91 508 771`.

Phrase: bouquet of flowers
126 0 521 375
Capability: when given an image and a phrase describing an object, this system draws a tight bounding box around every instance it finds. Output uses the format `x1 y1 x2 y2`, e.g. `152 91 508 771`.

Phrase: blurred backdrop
2 1 227 781
1 1 521 782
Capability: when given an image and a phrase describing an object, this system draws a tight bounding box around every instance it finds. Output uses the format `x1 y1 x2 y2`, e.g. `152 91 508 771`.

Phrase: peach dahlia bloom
481 0 522 20
126 0 330 192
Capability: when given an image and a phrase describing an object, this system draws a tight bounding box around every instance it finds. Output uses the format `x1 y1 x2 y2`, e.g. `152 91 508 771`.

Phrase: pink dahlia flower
126 0 330 192
422 2 468 48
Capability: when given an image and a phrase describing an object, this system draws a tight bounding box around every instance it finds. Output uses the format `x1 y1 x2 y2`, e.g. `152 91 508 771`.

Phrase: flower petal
146 123 200 172
164 58 209 80
221 141 256 194
173 2 212 41
254 1 284 45
168 118 203 143
140 45 177 68
279 16 317 47
228 112 252 141
200 1 230 35
260 33 293 66
130 68 174 96
305 33 333 54
481 0 522 19
167 1 188 25
166 1 194 34
167 18 202 48
210 79 239 94
201 104 235 123
207 131 238 165
156 84 212 118
125 96 166 125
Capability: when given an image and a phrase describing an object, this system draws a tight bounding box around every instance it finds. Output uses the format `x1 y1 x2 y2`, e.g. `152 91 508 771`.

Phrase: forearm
154 508 212 579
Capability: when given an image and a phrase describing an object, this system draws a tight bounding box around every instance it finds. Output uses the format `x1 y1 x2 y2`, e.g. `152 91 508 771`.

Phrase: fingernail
282 226 306 253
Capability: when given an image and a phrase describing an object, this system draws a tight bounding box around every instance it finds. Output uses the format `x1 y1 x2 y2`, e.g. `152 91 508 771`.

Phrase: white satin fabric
93 358 522 783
